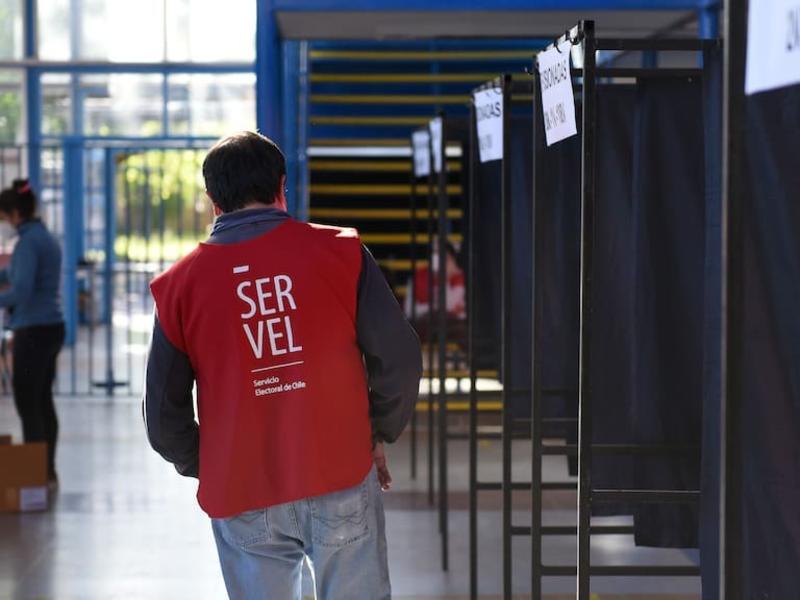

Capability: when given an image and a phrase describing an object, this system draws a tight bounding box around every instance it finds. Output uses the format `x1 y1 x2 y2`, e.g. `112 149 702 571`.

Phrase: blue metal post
102 148 116 324
101 148 118 394
23 0 41 191
281 40 299 217
697 3 719 68
698 2 720 38
162 76 170 137
256 0 283 144
297 41 310 221
62 137 84 346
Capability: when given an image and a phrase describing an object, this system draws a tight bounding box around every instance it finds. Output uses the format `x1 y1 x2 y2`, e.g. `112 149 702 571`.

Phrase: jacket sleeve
143 315 199 477
0 237 36 308
356 245 423 444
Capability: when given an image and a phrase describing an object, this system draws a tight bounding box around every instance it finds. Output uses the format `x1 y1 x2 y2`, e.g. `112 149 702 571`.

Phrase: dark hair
0 179 37 220
202 131 286 213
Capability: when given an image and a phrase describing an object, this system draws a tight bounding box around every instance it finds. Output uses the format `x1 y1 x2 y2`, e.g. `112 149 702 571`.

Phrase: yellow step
310 138 411 147
423 369 499 378
310 116 431 126
309 50 534 61
415 400 503 412
310 138 462 149
309 183 462 196
309 208 463 220
311 94 469 105
312 94 531 107
361 233 463 245
378 259 428 270
309 159 461 172
311 73 515 84
421 342 462 352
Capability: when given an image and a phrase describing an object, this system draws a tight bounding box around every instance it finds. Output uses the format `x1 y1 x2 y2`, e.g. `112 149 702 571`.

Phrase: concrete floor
0 394 701 599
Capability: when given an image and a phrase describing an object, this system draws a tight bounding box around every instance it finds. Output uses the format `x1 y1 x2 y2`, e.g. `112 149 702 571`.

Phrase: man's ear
276 175 288 212
207 191 222 217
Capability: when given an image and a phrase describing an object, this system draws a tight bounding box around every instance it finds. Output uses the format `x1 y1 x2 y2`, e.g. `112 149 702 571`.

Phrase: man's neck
235 202 278 212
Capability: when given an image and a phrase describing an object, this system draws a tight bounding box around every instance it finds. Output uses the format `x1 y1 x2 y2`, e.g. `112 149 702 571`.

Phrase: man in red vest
144 131 422 599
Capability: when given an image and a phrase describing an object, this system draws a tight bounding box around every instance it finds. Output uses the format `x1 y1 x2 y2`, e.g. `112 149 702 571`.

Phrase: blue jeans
211 467 391 599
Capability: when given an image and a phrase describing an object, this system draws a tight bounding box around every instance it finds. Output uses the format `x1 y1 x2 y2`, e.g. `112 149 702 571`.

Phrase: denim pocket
310 480 370 548
217 508 270 549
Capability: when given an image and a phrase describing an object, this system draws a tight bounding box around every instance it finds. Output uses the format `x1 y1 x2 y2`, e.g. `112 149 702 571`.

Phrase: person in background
0 179 65 487
405 239 466 346
144 132 422 600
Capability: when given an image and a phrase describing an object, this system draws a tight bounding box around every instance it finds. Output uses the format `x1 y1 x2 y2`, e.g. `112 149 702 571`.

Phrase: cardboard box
0 439 48 512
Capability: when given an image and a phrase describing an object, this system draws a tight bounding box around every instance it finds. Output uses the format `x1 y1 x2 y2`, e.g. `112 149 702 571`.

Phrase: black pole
720 2 746 597
426 142 436 507
124 162 133 396
577 20 597 600
409 137 419 482
467 100 479 600
530 64 544 600
85 152 95 395
102 149 114 396
500 73 514 600
436 111 450 572
157 152 166 274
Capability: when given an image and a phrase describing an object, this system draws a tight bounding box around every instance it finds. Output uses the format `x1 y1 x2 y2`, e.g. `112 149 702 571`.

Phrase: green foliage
116 149 213 262
42 94 69 135
0 90 20 143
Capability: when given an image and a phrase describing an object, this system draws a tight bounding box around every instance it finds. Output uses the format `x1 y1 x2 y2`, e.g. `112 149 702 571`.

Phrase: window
0 0 23 60
38 0 255 62
0 70 22 142
34 0 256 138
39 0 165 61
42 73 72 135
165 0 255 62
168 73 255 136
37 0 70 60
82 74 164 136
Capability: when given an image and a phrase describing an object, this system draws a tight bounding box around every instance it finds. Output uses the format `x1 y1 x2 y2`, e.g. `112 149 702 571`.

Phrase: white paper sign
412 130 431 177
429 117 443 173
537 41 578 146
473 88 504 163
746 0 800 94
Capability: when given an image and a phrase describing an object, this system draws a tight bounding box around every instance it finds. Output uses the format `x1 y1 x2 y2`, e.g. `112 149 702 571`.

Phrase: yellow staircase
306 43 536 299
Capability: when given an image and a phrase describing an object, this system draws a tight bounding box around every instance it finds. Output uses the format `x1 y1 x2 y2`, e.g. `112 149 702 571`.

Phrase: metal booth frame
528 20 722 600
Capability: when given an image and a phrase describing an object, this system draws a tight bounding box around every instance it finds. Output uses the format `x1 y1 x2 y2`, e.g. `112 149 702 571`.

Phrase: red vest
150 219 373 518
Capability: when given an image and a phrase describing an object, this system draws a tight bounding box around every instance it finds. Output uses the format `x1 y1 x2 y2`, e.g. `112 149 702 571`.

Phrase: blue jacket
0 219 64 330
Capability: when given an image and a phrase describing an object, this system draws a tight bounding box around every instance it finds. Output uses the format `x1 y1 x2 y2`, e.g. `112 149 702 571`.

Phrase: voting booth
460 21 723 600
705 3 800 598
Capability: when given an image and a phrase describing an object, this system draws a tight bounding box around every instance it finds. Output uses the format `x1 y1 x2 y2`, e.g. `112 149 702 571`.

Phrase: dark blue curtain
536 113 581 445
470 115 534 420
534 79 707 540
738 83 800 598
471 157 501 372
591 85 637 511
507 116 534 421
630 78 705 548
